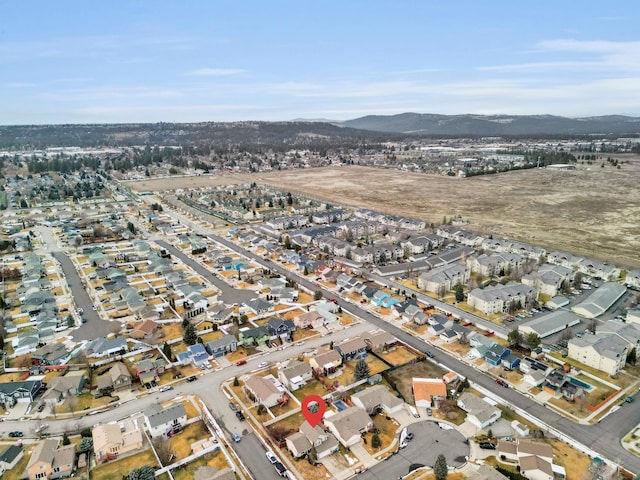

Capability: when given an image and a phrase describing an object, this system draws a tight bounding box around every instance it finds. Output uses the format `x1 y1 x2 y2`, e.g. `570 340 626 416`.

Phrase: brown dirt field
126 156 640 267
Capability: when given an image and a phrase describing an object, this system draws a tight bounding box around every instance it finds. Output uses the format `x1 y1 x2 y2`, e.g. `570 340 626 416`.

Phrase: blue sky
2 1 640 124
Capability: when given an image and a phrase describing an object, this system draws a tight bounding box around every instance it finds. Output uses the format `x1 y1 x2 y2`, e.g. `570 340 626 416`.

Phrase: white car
159 385 173 392
258 362 269 368
294 341 305 346
266 451 277 464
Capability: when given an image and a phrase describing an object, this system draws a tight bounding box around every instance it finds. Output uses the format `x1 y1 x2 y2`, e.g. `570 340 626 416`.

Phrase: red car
235 360 247 366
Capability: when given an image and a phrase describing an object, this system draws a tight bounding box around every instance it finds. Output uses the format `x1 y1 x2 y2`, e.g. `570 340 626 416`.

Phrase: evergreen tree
62 432 70 445
354 358 370 381
433 453 448 480
162 342 173 362
507 329 523 347
455 284 465 302
184 323 197 345
371 432 381 449
126 465 156 480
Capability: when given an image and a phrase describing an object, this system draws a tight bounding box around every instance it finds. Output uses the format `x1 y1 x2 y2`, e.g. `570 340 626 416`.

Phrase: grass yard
549 438 592 480
173 450 231 480
90 449 158 480
269 398 300 417
58 392 116 413
291 380 332 402
547 396 590 418
289 453 332 480
226 347 250 362
363 413 400 455
183 399 201 419
168 420 209 460
386 361 447 403
199 330 223 343
378 346 420 366
267 411 305 433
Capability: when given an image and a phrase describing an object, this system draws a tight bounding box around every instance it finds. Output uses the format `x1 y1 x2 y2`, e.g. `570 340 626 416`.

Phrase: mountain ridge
338 112 640 136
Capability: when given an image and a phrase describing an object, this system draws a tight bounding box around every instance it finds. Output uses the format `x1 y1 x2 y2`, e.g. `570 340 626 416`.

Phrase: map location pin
301 395 326 427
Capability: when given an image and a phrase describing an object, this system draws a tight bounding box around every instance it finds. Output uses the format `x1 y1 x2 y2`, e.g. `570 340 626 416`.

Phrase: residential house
412 378 447 408
93 419 144 463
31 343 68 366
457 392 501 429
0 380 43 407
42 370 88 405
324 407 373 447
351 385 404 415
361 331 396 353
205 335 238 358
334 336 367 360
244 375 286 408
84 336 129 358
286 421 340 459
95 362 132 394
309 349 343 376
497 440 562 480
0 445 23 477
243 298 274 315
278 360 313 391
239 326 271 346
187 344 210 367
26 438 75 480
194 466 236 480
294 310 325 329
209 304 235 324
129 319 160 340
134 358 167 384
145 402 187 438
267 317 296 337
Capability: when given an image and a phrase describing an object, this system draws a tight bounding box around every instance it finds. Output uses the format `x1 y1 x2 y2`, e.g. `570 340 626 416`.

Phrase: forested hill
0 122 396 150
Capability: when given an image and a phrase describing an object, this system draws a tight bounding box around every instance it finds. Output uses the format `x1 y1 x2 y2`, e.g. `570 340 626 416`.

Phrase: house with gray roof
85 336 129 358
278 360 313 391
286 421 339 459
206 335 238 358
0 380 43 407
324 407 373 447
457 392 501 429
418 263 470 294
0 445 23 476
351 385 404 415
145 402 187 438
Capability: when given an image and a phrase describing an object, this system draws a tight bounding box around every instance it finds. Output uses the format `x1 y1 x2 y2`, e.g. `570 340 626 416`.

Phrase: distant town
0 132 639 480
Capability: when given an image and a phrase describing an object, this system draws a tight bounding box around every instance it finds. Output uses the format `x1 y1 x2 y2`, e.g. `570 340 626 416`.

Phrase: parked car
159 385 173 392
479 442 496 450
232 432 241 443
258 361 269 368
426 407 433 416
406 432 414 441
274 461 287 477
9 431 23 438
266 451 277 464
229 402 238 412
235 411 245 421
294 342 305 346
425 350 435 358
186 375 197 382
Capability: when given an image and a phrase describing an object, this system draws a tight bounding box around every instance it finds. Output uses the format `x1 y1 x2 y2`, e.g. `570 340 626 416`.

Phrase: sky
2 1 640 124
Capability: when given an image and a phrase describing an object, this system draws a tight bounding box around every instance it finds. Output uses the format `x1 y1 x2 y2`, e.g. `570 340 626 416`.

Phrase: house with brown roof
129 319 160 340
309 349 343 376
95 362 132 395
244 375 286 408
361 331 396 353
351 385 404 415
334 336 367 360
294 310 325 329
324 407 373 447
412 377 447 408
93 419 143 463
26 438 76 480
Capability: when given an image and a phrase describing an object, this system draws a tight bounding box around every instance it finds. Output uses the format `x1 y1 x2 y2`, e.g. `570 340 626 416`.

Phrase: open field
126 157 640 267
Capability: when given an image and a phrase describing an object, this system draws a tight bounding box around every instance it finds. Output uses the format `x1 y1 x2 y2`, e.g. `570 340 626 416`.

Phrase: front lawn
363 413 400 455
168 420 208 461
173 450 231 480
292 381 331 402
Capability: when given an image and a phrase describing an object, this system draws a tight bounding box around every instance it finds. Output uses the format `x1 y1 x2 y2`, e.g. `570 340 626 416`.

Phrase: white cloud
184 68 244 77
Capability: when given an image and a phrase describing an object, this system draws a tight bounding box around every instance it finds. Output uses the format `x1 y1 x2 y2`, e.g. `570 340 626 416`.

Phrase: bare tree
15 354 32 369
152 437 174 466
560 328 574 343
67 396 78 417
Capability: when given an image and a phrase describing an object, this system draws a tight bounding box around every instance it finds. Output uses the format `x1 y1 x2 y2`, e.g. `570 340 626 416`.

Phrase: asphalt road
201 232 640 474
51 251 114 341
